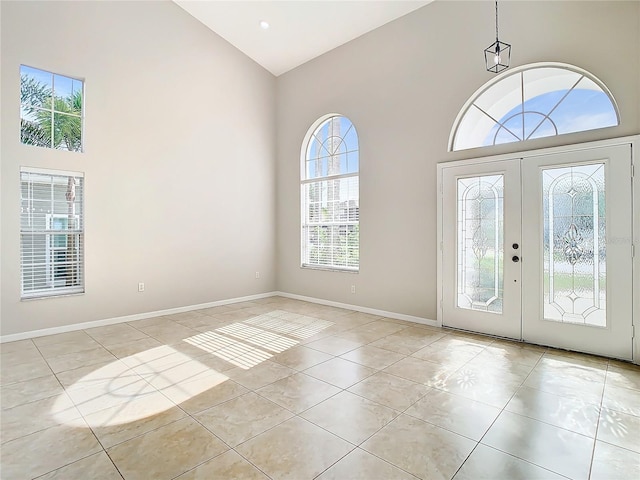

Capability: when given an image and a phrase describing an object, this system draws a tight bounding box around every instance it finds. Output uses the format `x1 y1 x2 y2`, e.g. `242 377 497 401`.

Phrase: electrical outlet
138 282 145 292
351 285 356 294
255 271 260 279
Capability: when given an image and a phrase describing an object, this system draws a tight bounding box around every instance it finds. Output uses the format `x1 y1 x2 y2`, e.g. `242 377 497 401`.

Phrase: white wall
1 1 276 336
275 1 640 320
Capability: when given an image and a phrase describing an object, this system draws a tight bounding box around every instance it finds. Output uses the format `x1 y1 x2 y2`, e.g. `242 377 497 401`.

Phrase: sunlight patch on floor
184 311 334 369
53 349 228 427
243 310 334 339
184 330 273 369
52 310 334 426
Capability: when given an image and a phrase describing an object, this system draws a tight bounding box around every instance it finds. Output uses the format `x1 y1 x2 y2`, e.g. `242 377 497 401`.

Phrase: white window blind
20 167 84 298
301 115 359 271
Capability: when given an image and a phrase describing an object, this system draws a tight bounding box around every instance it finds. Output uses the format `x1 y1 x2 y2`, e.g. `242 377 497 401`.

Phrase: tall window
21 168 84 298
20 65 84 152
450 63 619 151
301 115 359 271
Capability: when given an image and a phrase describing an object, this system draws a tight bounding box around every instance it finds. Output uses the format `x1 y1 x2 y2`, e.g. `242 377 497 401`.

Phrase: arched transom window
450 63 619 151
301 114 359 271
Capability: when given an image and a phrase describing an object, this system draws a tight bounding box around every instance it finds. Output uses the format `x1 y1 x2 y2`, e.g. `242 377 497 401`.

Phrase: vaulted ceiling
174 1 432 76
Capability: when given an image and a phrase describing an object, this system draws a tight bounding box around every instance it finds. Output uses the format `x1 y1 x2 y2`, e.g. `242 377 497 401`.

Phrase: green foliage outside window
20 66 83 152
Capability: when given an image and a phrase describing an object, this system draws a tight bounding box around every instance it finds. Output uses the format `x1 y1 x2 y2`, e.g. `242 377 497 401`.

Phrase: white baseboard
5 291 634 365
274 291 437 327
0 291 278 343
0 291 436 343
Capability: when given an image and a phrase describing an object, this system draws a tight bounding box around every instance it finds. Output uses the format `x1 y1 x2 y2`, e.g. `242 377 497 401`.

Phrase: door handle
512 255 520 262
512 243 519 249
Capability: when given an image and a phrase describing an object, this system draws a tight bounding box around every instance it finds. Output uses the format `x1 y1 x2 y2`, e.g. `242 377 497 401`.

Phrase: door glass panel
542 163 606 326
457 175 504 313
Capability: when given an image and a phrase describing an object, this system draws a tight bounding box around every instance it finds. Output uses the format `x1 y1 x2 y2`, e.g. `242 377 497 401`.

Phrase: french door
441 159 522 340
440 144 633 360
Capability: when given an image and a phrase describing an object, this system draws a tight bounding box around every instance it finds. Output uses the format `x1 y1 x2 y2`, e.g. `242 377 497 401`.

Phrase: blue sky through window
484 89 617 146
306 116 358 178
20 65 84 152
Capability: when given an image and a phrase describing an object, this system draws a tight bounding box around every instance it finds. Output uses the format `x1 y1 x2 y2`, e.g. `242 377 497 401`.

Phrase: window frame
45 213 80 287
449 62 620 152
20 64 85 152
20 167 85 299
300 114 360 272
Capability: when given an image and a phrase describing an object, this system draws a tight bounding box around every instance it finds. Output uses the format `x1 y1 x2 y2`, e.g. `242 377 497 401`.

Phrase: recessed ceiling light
260 20 270 30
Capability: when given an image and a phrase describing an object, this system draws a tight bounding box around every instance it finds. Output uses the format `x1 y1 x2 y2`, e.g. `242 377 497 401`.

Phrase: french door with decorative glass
440 144 633 360
441 159 522 340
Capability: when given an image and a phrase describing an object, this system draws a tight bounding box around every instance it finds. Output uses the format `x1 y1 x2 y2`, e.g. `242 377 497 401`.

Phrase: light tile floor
1 296 639 479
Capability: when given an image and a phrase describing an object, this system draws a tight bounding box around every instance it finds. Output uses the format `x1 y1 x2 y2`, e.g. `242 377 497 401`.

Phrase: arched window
301 114 359 271
450 63 619 151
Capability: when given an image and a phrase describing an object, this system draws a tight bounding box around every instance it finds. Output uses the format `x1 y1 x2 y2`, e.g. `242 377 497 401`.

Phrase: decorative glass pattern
542 163 606 326
457 175 504 313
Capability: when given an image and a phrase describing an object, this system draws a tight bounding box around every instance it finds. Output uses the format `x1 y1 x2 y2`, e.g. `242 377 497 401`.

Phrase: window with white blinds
301 115 359 271
20 167 84 298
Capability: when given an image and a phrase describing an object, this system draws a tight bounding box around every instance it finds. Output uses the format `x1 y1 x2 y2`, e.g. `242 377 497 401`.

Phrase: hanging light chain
496 0 499 41
485 0 511 73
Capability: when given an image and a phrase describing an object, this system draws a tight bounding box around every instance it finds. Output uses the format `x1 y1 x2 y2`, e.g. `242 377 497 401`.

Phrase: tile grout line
586 360 613 479
3 301 638 479
472 351 599 479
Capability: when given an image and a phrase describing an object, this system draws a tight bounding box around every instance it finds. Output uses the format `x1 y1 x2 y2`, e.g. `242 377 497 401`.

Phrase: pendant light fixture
484 0 511 73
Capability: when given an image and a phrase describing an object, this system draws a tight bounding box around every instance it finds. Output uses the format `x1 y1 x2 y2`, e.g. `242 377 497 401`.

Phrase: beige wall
275 1 640 319
1 1 277 336
1 1 639 338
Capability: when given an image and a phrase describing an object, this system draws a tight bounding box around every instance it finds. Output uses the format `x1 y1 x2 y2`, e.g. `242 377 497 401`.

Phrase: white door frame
437 135 639 364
